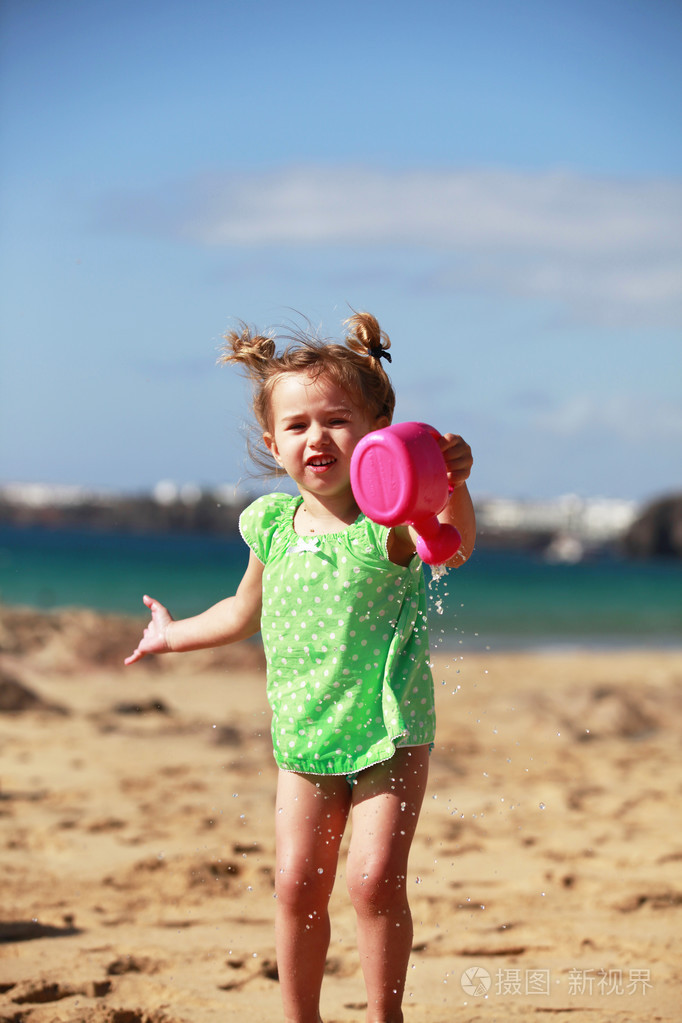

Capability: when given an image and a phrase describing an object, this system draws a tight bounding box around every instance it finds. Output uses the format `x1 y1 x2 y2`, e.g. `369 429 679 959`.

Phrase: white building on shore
475 494 639 560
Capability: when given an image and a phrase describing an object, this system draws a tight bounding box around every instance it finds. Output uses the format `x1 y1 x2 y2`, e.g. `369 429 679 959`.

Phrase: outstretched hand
438 433 473 488
124 595 174 665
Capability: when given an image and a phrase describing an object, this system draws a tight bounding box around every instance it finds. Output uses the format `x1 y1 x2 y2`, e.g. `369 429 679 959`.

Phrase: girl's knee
346 862 407 916
275 863 334 912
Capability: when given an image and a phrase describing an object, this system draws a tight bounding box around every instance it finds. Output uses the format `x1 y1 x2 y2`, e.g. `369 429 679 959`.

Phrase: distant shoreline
2 486 681 560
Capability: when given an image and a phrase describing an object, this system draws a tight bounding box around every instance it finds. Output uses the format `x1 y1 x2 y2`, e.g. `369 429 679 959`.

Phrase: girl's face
263 370 385 500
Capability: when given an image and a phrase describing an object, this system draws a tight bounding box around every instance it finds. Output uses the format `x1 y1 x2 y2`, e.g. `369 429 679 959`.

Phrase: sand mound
0 668 68 715
0 604 265 674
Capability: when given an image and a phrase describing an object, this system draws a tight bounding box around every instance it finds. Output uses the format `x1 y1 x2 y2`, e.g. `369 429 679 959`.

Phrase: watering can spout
412 517 461 565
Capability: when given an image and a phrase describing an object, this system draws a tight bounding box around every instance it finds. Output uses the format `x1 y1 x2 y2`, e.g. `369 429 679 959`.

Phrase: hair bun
344 312 392 363
220 324 276 375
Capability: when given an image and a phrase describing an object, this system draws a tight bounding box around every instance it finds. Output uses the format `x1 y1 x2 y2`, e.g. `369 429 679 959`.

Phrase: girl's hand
438 433 473 488
124 595 174 665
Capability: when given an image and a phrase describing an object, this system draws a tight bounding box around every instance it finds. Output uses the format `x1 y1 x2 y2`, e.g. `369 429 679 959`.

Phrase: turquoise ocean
1 525 680 652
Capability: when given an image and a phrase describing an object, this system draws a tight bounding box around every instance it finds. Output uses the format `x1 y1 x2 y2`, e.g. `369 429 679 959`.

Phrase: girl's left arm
436 433 476 567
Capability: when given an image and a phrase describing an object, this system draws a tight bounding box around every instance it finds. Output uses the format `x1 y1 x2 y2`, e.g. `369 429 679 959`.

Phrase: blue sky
1 0 680 501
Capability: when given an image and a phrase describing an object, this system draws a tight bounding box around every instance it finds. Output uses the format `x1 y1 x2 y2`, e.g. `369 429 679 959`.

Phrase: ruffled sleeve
360 514 392 560
239 493 293 565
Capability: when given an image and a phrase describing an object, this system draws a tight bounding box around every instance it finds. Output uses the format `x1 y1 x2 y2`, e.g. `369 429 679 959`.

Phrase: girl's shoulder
239 492 297 563
241 491 296 518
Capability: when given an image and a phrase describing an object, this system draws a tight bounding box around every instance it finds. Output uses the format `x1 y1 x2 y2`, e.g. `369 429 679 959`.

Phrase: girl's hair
220 312 395 476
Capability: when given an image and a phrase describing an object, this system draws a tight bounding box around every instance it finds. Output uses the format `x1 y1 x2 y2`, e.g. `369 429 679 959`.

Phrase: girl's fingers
124 596 159 665
125 596 172 664
438 435 473 478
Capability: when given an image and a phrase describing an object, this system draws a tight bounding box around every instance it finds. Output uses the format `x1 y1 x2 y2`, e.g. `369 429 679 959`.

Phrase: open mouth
306 456 336 472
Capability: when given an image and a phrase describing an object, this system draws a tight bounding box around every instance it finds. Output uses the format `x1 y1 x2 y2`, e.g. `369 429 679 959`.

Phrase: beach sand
0 605 680 1022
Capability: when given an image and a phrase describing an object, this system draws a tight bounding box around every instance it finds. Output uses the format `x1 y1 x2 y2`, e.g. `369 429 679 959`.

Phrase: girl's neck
294 492 360 535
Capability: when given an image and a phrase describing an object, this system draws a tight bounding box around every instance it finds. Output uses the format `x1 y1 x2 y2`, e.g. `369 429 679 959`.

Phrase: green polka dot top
239 493 435 777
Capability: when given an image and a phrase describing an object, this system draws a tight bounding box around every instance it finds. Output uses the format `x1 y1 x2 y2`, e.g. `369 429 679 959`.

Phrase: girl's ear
375 415 390 431
263 432 282 465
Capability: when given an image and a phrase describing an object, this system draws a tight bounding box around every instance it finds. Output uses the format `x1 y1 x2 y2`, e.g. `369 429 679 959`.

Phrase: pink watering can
350 422 461 565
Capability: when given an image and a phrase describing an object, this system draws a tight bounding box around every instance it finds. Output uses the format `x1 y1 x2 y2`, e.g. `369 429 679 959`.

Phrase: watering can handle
408 426 460 562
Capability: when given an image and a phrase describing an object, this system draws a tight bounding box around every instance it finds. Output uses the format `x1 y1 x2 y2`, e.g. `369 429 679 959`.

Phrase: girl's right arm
124 551 264 665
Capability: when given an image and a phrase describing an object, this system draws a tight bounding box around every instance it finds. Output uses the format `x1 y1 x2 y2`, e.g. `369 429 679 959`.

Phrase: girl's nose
307 422 328 446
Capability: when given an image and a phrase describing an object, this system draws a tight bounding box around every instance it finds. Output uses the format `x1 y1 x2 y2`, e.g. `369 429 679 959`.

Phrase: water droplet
317 867 324 874
539 802 546 810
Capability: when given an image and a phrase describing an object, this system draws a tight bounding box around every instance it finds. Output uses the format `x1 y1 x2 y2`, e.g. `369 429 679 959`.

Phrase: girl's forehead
270 370 354 412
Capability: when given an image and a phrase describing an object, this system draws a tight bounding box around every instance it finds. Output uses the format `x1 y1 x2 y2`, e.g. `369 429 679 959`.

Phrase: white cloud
98 165 682 327
533 393 682 442
178 166 680 252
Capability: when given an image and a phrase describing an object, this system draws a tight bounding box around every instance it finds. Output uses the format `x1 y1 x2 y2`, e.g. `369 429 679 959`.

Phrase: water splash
430 562 449 583
427 563 450 625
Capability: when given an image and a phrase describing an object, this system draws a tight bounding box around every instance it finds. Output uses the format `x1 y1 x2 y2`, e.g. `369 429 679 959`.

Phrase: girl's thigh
347 745 430 880
275 769 353 880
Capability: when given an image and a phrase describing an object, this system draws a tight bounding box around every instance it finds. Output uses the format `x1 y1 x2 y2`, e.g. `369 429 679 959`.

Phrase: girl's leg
346 746 430 1023
274 769 352 1023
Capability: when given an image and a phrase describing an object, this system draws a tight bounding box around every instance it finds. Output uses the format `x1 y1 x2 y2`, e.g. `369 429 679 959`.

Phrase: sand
0 605 680 1022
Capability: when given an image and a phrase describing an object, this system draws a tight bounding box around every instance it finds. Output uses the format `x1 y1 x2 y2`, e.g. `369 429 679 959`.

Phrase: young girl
125 313 475 1023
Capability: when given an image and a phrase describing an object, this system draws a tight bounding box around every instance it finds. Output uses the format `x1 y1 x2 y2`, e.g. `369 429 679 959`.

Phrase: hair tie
370 346 392 364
